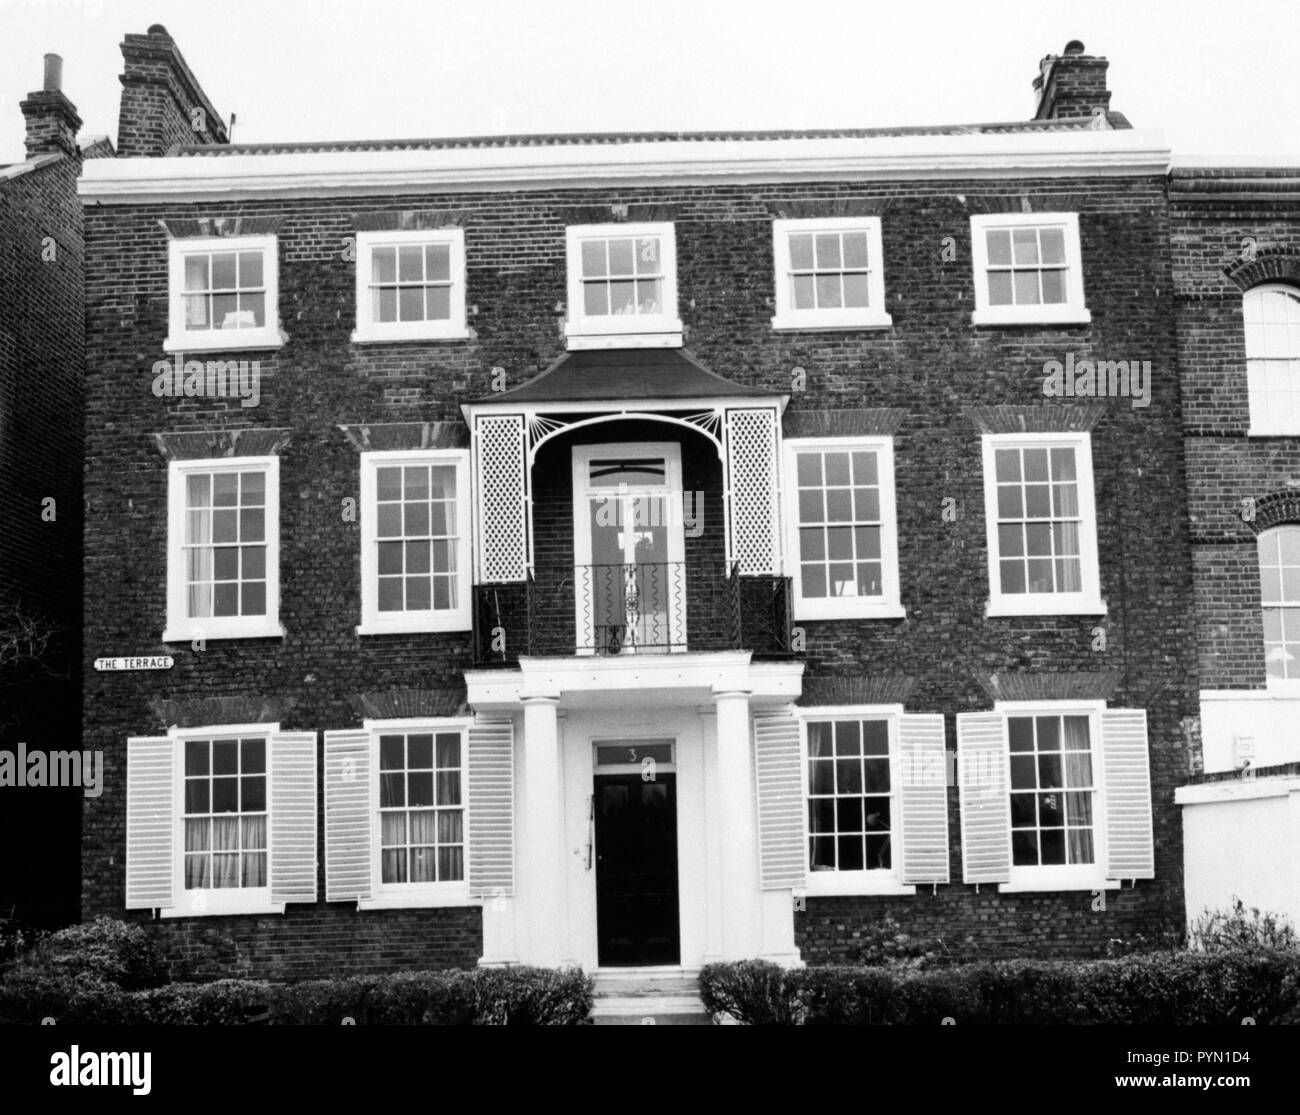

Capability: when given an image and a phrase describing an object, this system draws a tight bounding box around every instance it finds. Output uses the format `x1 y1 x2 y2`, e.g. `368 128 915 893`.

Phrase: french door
572 443 686 654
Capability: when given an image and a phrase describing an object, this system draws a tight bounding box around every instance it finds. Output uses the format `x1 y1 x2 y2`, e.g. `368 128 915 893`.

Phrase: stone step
592 1012 713 1026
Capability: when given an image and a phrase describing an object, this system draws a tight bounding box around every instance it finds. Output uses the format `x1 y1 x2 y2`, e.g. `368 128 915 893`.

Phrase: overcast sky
2 0 1298 164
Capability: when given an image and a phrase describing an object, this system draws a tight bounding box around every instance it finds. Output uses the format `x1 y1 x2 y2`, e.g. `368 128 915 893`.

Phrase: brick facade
79 34 1199 972
0 65 88 927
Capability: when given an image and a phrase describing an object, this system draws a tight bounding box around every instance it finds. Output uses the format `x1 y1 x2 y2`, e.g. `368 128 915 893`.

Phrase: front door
572 443 686 654
594 770 681 966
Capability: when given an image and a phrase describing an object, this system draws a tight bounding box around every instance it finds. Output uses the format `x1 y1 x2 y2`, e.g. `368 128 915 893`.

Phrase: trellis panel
724 407 781 575
473 414 528 583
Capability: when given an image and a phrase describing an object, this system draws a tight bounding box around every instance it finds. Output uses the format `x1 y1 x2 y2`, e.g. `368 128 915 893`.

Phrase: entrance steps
590 967 713 1025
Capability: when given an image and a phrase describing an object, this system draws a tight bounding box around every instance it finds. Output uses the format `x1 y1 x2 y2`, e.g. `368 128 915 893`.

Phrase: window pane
842 273 870 308
211 252 238 289
987 271 1012 305
238 251 263 288
608 238 634 277
814 233 841 269
1013 270 1040 305
1012 229 1039 265
791 274 815 310
425 243 450 282
398 245 423 281
842 232 869 269
373 247 396 283
986 230 1011 266
788 234 814 271
1040 228 1066 265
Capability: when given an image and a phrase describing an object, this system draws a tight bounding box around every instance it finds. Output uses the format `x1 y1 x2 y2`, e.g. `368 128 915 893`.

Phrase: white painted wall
1200 691 1300 773
1178 778 1300 932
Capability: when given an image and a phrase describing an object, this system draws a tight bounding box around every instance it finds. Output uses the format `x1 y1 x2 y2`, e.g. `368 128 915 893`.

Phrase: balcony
472 561 792 664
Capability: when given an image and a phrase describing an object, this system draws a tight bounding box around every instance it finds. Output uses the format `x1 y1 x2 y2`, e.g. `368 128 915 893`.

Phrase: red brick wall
83 174 1196 967
1172 172 1300 690
0 150 84 926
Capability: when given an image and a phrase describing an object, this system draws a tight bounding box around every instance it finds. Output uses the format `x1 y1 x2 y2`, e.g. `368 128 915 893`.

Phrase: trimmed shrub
473 966 593 1025
0 965 590 1026
700 952 1300 1025
699 960 805 1025
277 972 477 1026
1 917 167 991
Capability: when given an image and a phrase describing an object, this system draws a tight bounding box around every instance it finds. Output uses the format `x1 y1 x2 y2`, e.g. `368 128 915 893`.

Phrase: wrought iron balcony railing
472 561 791 664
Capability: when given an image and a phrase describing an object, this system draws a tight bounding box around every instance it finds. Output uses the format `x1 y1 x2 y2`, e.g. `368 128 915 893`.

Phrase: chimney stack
1033 40 1113 121
20 53 82 158
117 24 229 157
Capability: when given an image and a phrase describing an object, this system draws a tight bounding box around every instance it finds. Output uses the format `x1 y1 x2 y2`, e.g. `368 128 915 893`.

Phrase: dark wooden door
594 772 680 966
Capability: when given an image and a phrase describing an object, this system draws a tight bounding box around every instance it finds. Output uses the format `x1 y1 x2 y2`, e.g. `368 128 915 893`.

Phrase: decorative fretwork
473 414 528 583
724 407 781 575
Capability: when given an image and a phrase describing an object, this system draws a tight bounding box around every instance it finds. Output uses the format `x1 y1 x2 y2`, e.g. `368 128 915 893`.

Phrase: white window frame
981 432 1105 617
1258 525 1300 692
163 456 284 643
783 436 904 620
1244 284 1300 437
351 228 470 343
771 217 892 331
799 705 915 897
564 222 683 349
994 700 1116 894
163 722 283 918
164 235 284 353
357 718 474 910
357 449 472 635
969 213 1090 326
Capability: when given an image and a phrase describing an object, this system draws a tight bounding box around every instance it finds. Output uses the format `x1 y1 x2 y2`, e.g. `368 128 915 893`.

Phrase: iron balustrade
472 560 791 664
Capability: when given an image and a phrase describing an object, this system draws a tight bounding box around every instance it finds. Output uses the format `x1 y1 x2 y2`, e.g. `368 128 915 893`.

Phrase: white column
520 695 565 966
714 688 760 958
698 705 724 964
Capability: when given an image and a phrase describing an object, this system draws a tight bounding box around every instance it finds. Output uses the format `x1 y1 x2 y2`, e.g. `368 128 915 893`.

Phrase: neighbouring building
81 30 1196 981
1171 161 1300 932
0 54 103 930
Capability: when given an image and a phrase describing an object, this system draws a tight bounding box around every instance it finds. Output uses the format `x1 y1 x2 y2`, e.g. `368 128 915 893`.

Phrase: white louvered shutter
1101 709 1155 880
897 713 950 885
753 711 806 890
467 718 515 898
126 735 175 910
324 729 372 903
270 731 318 905
956 712 1011 885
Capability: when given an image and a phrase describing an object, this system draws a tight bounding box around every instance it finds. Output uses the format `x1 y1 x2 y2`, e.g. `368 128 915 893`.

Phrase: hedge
700 953 1300 1025
0 967 593 1026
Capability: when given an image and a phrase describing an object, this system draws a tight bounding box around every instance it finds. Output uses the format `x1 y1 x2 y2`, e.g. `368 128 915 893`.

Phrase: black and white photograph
0 0 1297 1094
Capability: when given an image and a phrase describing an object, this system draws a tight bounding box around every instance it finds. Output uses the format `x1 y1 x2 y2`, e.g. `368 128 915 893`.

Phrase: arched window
1259 525 1300 679
1244 284 1300 434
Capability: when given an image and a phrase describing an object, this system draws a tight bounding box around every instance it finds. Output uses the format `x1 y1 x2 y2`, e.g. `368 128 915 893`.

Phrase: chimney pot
43 53 62 92
1064 40 1086 55
147 23 170 37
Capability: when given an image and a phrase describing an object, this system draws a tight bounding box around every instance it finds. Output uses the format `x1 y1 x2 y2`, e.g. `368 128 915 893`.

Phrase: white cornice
79 129 1172 204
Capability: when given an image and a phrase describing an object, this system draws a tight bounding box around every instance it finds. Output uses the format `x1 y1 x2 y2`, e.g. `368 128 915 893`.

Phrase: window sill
163 330 286 354
161 897 285 918
357 890 476 910
998 877 1118 894
564 330 686 348
971 308 1091 327
806 872 916 897
351 326 472 344
771 312 893 332
163 622 286 643
985 597 1106 618
356 616 471 636
793 602 907 622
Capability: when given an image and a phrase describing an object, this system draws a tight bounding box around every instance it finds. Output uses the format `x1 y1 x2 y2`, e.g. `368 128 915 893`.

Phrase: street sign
93 656 175 672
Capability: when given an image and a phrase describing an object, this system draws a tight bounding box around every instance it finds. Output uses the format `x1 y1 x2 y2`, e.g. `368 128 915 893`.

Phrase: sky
1 0 1298 164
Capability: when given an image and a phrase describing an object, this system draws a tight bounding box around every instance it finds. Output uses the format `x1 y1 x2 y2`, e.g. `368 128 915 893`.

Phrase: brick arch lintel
1224 250 1300 292
1246 491 1300 535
